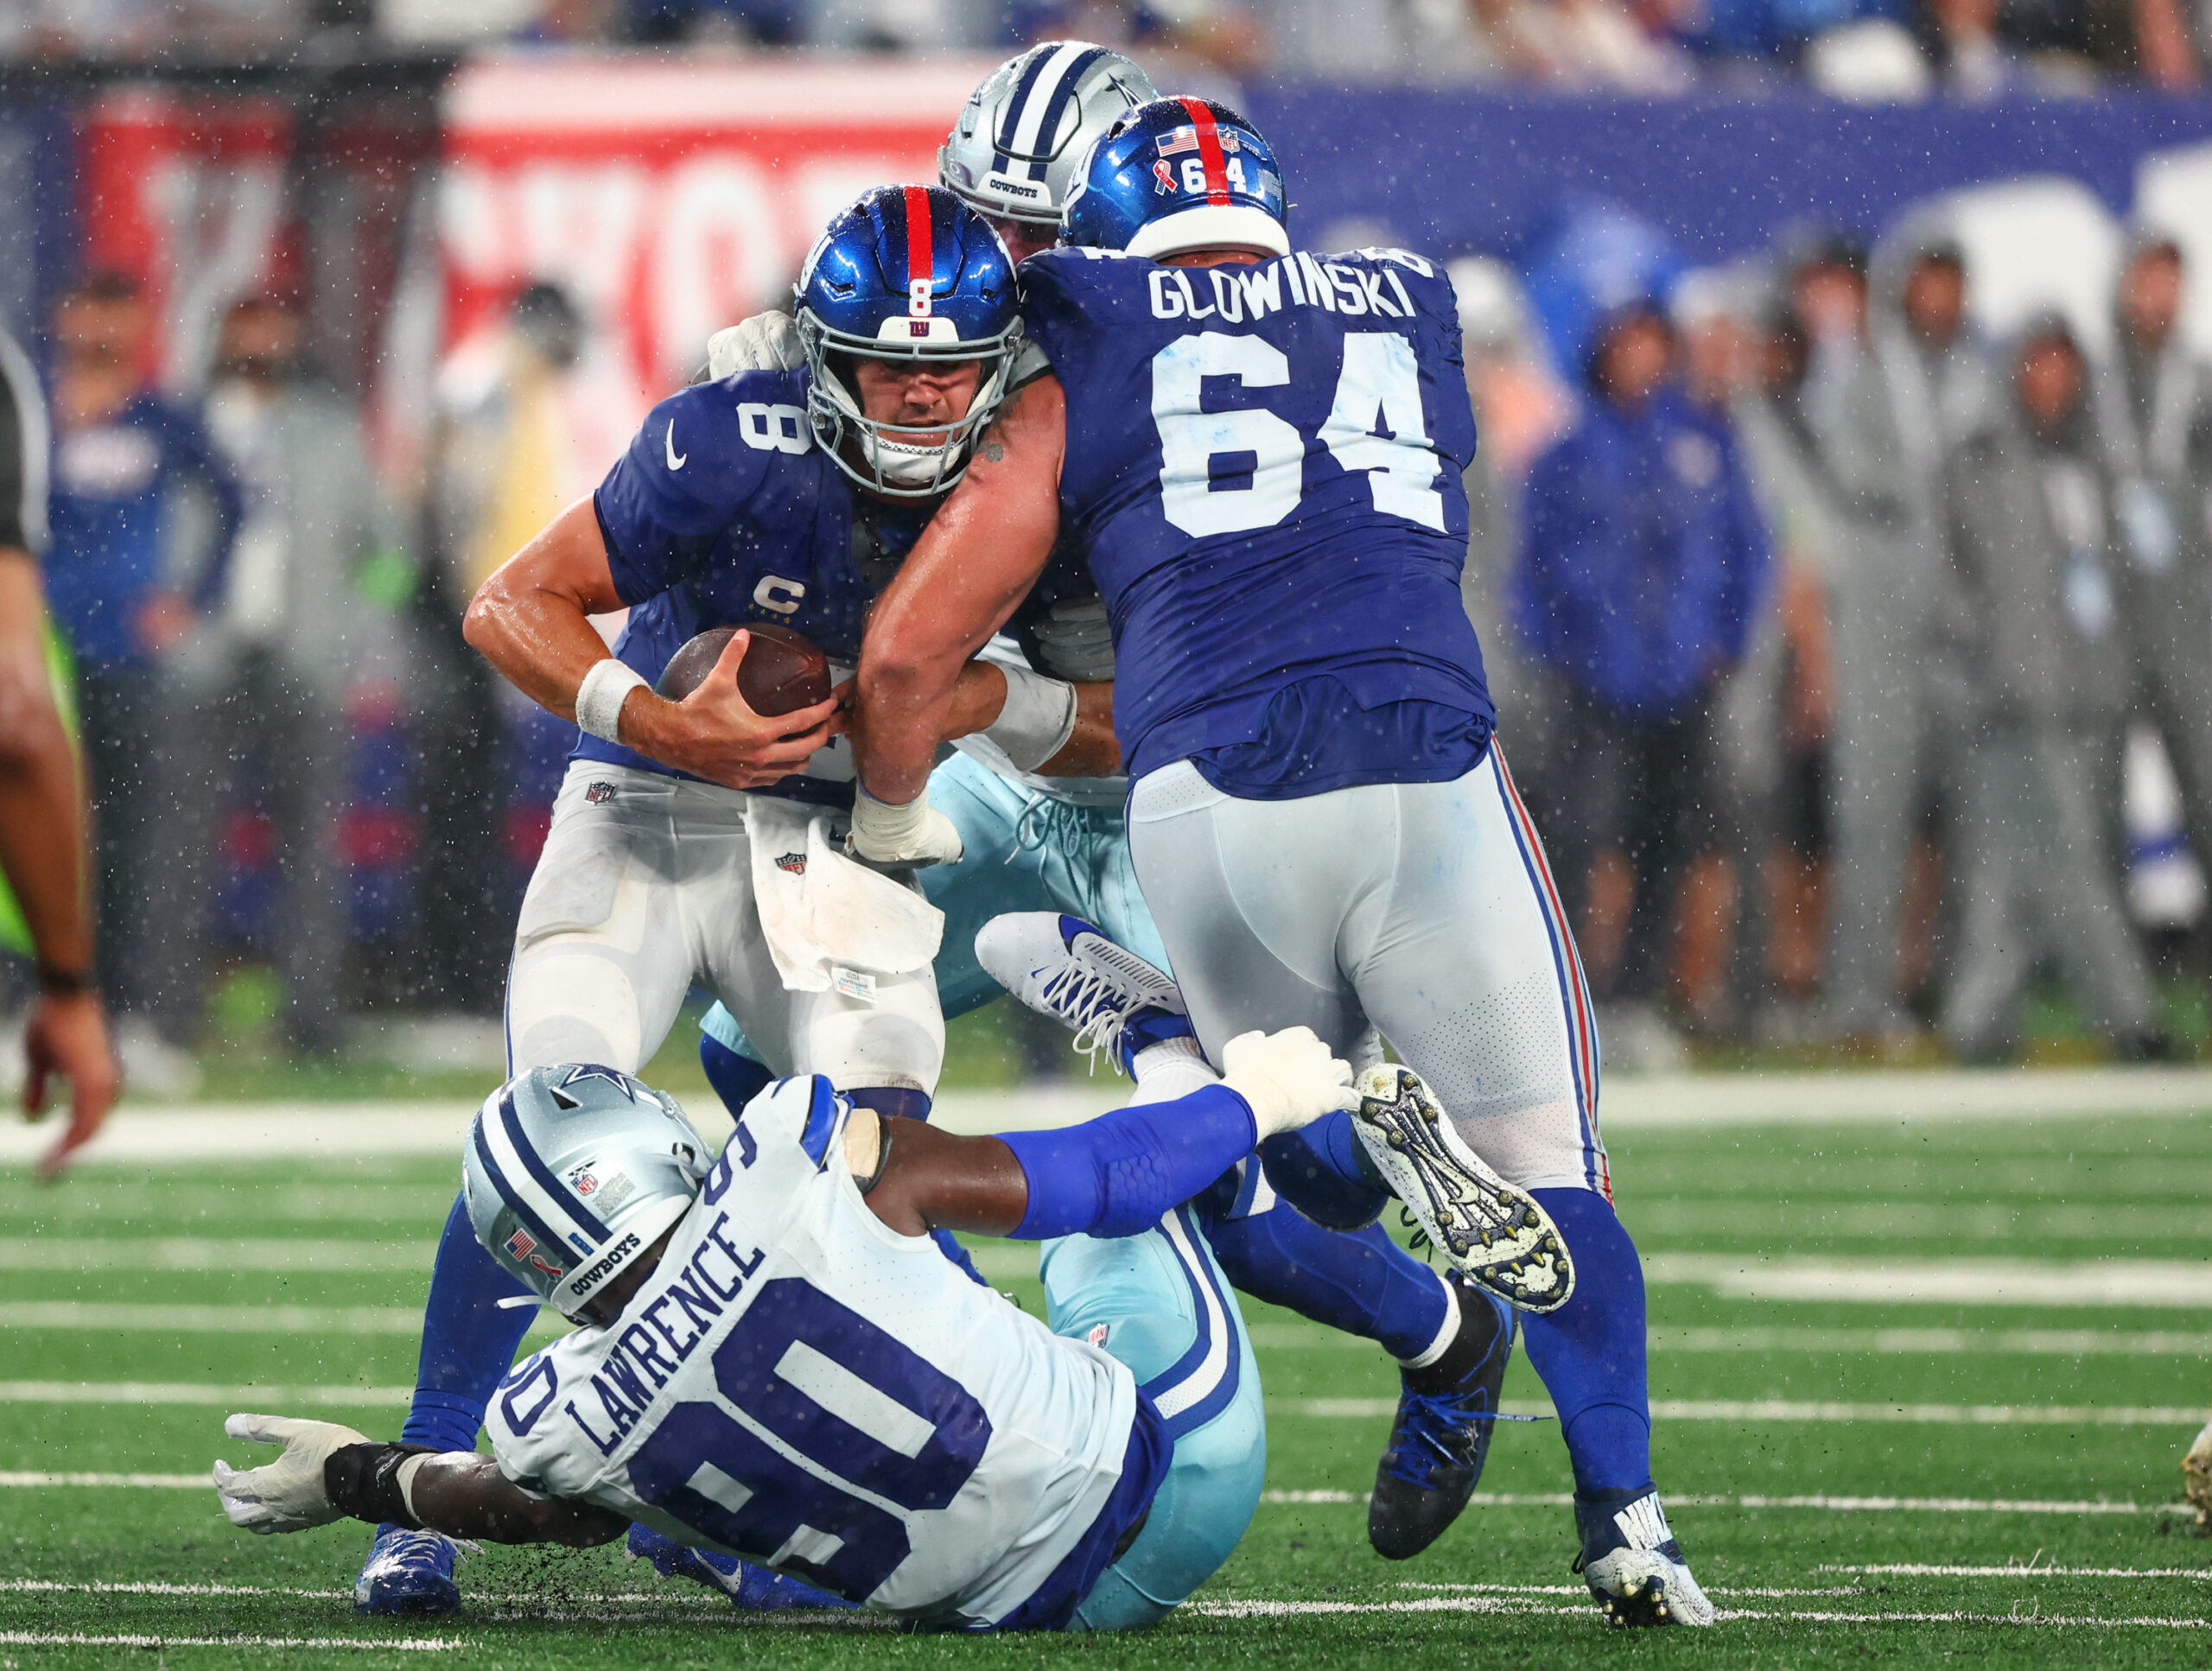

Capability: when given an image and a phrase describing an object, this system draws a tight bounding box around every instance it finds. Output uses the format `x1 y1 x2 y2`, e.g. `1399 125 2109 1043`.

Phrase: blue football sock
1257 1112 1389 1230
1200 1197 1450 1363
699 1033 775 1116
1519 1187 1652 1496
399 1195 537 1455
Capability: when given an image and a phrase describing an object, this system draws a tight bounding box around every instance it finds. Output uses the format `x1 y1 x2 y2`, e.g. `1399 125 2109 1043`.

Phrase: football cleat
1370 1276 1518 1560
2183 1414 2212 1530
1351 1066 1573 1312
354 1523 462 1617
626 1523 856 1611
976 912 1196 1076
1573 1490 1716 1627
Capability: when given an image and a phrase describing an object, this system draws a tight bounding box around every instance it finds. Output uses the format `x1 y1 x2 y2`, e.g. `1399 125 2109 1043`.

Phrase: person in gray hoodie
1813 233 1999 1042
1937 317 2164 1060
149 294 404 1056
2097 234 2212 957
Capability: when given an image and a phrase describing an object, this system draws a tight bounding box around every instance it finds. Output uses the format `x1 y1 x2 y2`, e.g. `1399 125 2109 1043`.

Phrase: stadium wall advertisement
431 58 2212 423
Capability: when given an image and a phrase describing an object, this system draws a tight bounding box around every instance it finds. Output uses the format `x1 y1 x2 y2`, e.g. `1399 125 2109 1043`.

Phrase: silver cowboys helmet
462 1064 712 1323
938 41 1156 232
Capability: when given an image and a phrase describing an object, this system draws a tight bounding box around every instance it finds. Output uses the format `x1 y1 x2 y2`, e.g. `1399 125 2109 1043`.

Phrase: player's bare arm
0 555 118 1177
462 498 842 791
855 374 1069 806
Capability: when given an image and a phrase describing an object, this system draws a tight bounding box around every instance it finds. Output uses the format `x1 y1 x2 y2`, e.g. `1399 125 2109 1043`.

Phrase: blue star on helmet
557 1064 644 1102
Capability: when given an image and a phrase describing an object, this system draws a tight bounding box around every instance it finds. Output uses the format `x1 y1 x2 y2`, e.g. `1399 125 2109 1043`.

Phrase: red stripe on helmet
903 186 935 313
1178 97 1233 208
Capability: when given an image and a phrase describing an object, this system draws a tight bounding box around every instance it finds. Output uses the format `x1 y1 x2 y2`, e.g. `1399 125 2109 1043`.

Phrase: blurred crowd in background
1462 217 2212 1069
9 0 2212 99
10 48 2212 1096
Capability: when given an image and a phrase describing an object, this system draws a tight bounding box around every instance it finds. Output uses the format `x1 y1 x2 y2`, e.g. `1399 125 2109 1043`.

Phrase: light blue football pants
702 750 1167 1056
1043 1201 1267 1631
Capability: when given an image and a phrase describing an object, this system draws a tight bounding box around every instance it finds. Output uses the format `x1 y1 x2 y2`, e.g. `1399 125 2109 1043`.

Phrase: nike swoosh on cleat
666 421 687 470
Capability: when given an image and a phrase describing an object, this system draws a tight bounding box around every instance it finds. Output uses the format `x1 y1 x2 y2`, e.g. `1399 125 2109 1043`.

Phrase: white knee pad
506 946 648 1073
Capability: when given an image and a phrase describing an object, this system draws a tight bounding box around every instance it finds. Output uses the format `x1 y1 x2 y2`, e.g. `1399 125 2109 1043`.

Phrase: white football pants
1126 746 1608 1195
505 763 944 1092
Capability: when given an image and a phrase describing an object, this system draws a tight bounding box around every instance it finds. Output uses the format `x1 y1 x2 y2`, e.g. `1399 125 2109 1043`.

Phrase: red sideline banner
441 54 996 443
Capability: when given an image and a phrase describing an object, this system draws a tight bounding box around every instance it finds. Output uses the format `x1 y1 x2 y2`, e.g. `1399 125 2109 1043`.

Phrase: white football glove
1220 1026 1360 1138
849 787 964 869
706 311 806 380
212 1413 368 1534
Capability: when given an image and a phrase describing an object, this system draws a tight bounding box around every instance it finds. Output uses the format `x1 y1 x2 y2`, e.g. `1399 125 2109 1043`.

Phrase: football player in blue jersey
698 42 1532 1570
354 184 1117 1616
846 98 1716 1627
218 1026 1364 1630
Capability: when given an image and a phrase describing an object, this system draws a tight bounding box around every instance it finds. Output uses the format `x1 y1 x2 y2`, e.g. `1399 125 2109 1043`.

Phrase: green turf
0 1095 2207 1666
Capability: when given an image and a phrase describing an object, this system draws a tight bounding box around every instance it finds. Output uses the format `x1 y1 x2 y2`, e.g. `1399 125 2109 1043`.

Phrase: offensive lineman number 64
1152 330 1448 539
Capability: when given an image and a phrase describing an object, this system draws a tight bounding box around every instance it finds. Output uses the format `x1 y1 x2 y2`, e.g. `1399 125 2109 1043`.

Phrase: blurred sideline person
38 272 240 1092
0 324 119 1176
704 43 1516 1568
2097 233 2212 971
1514 300 1771 1058
1785 234 1944 1044
1936 319 2164 1059
413 283 594 1025
1732 307 1842 1025
153 295 403 1058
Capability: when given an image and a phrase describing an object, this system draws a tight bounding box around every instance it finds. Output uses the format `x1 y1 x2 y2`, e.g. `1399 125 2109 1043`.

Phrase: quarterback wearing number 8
852 97 1715 1625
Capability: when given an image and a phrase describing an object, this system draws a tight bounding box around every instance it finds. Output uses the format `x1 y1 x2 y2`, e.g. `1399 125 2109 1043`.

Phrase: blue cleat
626 1523 856 1611
1369 1275 1517 1560
354 1523 462 1617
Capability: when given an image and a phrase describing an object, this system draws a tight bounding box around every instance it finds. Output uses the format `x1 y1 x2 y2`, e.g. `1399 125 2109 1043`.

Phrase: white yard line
0 1240 432 1273
0 1634 459 1651
1277 1397 2205 1425
0 1302 563 1337
1260 1490 2170 1514
0 1382 410 1406
1826 1565 2212 1579
1642 1254 2212 1307
1251 1322 2212 1354
1185 1594 2212 1625
0 1471 209 1488
10 1065 2212 1170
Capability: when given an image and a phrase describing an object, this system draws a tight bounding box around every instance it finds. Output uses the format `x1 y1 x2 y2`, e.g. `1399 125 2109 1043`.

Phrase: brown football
655 623 833 716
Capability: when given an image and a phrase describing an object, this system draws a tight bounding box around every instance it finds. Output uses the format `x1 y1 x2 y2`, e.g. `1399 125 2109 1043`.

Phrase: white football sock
1128 1035 1217 1105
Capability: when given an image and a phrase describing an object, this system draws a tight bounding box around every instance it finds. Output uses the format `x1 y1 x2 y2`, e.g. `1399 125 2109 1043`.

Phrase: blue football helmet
1061 95 1289 263
793 185 1021 499
461 1064 713 1323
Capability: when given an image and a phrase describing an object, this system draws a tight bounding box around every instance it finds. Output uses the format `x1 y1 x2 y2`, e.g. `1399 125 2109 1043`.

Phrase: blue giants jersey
1019 246 1494 794
583 368 933 806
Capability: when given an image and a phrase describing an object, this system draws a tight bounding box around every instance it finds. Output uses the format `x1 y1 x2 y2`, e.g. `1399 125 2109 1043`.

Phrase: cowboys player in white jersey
218 1026 1365 1630
698 40 1527 1572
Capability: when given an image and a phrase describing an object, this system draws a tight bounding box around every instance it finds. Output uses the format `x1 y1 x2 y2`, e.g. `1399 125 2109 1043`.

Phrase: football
655 623 833 717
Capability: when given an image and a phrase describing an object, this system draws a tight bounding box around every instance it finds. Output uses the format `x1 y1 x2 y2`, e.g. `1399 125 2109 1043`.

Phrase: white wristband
852 785 931 851
395 1452 433 1522
575 658 647 745
983 664 1079 772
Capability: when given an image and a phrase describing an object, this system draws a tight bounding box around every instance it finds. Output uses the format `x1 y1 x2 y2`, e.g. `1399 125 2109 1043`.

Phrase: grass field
0 1074 2208 1667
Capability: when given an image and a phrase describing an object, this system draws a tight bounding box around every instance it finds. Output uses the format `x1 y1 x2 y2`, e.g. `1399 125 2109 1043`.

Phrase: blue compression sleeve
1001 1083 1259 1241
400 1194 537 1455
